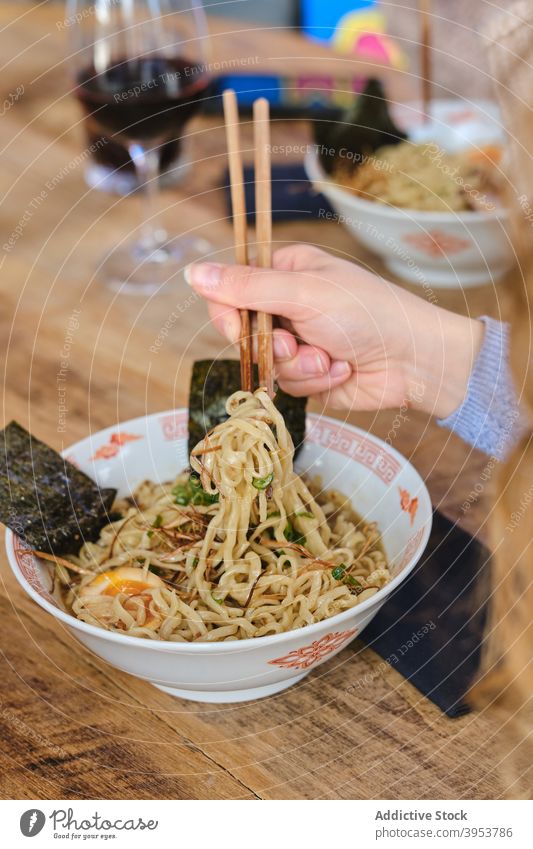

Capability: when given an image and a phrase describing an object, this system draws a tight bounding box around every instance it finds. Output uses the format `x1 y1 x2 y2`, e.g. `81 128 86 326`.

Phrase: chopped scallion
284 520 306 546
252 472 274 490
172 480 219 506
345 575 362 588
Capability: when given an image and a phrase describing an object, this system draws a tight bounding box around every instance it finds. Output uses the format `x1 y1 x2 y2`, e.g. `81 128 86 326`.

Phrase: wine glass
67 0 211 293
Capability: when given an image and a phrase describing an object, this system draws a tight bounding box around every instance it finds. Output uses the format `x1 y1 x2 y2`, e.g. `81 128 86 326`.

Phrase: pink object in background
333 11 408 69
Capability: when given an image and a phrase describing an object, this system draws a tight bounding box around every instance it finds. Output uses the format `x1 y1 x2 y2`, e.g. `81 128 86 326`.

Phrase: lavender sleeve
437 316 526 459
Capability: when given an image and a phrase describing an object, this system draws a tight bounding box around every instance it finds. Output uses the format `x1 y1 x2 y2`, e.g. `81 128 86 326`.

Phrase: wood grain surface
0 2 507 800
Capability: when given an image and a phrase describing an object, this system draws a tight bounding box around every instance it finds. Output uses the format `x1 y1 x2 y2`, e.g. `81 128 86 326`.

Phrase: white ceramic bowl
5 410 432 703
305 99 512 289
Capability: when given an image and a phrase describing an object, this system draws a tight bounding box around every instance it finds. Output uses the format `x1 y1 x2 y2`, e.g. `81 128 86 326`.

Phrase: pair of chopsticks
223 89 274 398
419 0 432 122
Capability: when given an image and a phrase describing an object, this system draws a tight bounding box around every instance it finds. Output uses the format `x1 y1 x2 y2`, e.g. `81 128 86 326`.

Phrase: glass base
99 233 211 295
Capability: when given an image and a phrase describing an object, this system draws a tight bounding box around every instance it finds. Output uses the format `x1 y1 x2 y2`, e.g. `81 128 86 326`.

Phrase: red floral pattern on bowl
13 536 57 606
402 230 471 258
268 628 358 670
158 411 188 442
90 431 142 461
399 487 419 525
305 417 401 484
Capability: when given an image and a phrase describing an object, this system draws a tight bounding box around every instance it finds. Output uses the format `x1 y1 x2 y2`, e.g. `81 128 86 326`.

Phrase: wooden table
0 2 507 800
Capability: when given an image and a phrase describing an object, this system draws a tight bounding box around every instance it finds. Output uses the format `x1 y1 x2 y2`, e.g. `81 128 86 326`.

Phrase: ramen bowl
305 99 512 288
5 410 432 703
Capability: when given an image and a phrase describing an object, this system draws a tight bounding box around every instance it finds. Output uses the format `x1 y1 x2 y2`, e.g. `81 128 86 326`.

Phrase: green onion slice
252 472 274 491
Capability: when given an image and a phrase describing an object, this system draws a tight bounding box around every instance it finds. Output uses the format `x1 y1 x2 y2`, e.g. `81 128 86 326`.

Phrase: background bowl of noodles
305 99 512 289
5 409 431 703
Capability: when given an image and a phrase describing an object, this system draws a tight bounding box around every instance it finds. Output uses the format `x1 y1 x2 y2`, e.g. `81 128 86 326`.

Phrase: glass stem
128 143 167 252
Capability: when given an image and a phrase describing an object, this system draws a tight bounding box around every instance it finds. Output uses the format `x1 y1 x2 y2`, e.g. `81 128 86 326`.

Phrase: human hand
185 244 483 417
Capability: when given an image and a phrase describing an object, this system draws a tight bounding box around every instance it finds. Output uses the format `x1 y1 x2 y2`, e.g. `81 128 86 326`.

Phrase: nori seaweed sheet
188 360 307 458
313 78 408 175
0 421 116 555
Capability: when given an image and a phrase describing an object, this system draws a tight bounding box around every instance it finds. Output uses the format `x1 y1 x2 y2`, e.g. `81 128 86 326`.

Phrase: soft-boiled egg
80 566 164 599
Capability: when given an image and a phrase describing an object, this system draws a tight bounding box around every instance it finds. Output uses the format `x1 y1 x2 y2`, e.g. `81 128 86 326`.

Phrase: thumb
184 261 309 320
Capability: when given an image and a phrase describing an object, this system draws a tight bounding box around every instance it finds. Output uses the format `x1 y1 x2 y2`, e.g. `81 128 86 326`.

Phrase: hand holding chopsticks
222 89 274 398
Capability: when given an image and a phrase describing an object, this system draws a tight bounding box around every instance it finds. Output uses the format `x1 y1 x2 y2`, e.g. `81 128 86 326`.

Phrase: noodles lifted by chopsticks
62 390 390 641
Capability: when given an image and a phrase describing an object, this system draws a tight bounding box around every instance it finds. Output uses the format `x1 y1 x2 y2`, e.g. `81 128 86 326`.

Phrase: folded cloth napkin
223 164 334 223
359 510 491 717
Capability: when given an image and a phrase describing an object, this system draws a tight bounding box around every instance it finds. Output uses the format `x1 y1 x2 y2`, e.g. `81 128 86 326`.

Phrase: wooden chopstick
223 88 253 393
419 0 432 123
222 90 275 398
253 97 274 398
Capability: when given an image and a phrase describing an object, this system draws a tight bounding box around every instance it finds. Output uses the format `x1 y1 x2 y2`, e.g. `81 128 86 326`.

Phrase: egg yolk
81 566 164 598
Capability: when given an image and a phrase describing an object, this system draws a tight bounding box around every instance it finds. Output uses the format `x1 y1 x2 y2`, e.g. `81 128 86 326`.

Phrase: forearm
403 304 484 420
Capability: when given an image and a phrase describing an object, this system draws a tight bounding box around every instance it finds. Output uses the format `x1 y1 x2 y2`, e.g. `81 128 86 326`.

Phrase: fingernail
301 350 328 375
184 262 223 289
330 360 351 378
273 335 292 360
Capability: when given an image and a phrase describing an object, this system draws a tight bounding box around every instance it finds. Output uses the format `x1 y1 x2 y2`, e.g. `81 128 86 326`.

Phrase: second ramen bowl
5 410 431 703
305 99 512 289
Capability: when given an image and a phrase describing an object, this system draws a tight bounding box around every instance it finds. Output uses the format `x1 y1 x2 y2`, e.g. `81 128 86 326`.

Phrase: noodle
333 141 504 212
61 390 390 641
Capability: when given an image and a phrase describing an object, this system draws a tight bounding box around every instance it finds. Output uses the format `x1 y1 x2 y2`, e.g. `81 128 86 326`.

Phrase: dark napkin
359 510 491 717
223 163 334 223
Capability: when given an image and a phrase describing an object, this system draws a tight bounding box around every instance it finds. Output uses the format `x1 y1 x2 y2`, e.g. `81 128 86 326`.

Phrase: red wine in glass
77 56 210 184
67 0 211 293
76 56 209 142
